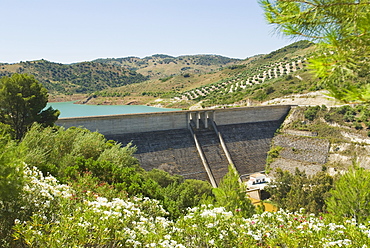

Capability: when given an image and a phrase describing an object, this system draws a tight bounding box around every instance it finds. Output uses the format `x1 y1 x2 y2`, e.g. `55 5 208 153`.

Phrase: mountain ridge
92 54 242 79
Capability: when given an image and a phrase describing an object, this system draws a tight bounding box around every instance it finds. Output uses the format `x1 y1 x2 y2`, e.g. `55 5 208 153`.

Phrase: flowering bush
172 206 370 247
174 205 242 247
13 165 178 247
12 165 370 247
14 196 175 247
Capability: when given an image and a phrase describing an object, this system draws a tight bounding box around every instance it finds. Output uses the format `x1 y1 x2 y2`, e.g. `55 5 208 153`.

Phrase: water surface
46 102 181 118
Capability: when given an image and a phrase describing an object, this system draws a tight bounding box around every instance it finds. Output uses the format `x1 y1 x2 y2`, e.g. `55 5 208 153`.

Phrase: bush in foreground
11 165 370 247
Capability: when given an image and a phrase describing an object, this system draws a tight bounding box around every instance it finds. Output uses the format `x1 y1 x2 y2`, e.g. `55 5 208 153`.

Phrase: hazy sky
1 0 293 64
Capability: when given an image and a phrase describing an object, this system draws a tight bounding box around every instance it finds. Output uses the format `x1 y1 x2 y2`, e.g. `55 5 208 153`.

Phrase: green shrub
20 124 138 181
326 166 370 223
336 105 354 115
304 106 321 121
267 169 333 214
266 146 283 167
0 133 25 246
353 122 363 130
324 112 333 122
344 112 355 122
265 86 275 95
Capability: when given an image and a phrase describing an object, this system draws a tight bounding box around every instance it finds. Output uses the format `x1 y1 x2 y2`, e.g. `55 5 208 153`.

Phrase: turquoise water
46 102 181 118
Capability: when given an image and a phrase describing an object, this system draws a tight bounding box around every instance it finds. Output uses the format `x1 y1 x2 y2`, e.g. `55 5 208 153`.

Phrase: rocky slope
267 105 370 176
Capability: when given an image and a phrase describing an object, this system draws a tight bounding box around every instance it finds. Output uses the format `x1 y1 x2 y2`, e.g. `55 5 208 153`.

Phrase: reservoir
46 102 181 118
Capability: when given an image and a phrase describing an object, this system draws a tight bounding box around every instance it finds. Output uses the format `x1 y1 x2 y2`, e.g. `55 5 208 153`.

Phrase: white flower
206 223 215 228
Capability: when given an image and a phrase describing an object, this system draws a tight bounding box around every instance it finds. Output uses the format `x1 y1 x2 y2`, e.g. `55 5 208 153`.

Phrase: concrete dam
56 105 291 187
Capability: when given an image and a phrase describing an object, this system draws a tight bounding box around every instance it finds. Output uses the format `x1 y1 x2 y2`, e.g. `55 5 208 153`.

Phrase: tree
213 165 255 217
267 168 333 214
259 0 370 103
161 179 214 219
0 74 59 139
326 166 370 223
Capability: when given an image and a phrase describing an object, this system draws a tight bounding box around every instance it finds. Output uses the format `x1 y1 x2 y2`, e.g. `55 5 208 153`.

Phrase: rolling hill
85 40 318 108
0 40 318 108
0 60 148 94
92 54 241 79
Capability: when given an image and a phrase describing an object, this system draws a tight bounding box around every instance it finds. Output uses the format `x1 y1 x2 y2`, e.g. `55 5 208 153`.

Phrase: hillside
267 104 370 177
93 54 241 79
0 40 317 107
0 60 148 94
86 40 317 108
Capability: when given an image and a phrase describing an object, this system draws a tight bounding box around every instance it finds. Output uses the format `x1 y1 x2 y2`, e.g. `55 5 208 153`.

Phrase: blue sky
1 0 293 64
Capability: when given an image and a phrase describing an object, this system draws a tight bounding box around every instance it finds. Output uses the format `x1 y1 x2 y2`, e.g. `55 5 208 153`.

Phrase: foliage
326 166 370 223
95 54 240 70
159 76 174 82
333 105 367 127
161 179 215 219
266 145 283 173
267 168 333 214
144 170 215 219
20 124 139 181
324 104 370 130
142 91 167 97
0 138 24 205
260 0 370 103
72 157 156 197
0 74 59 139
145 169 183 188
227 64 247 70
213 166 255 218
304 105 321 121
0 132 25 246
79 54 241 87
93 91 130 97
267 145 282 160
285 104 370 143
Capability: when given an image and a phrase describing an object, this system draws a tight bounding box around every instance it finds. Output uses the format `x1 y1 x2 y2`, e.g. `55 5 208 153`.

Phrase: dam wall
56 111 188 135
218 121 283 178
56 105 291 135
214 105 290 125
109 129 209 181
56 105 292 184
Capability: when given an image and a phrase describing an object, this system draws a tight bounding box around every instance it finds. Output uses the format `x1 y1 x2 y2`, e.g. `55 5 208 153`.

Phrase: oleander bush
11 165 370 247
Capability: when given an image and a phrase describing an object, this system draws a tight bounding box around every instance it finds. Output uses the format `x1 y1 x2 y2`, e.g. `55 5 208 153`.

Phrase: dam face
56 105 291 186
